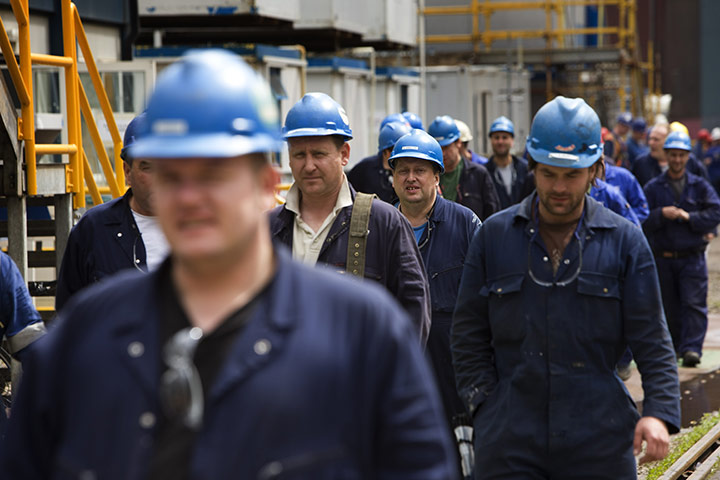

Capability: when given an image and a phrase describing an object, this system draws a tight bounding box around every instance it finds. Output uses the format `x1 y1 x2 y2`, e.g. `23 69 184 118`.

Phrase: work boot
682 351 701 368
616 364 632 381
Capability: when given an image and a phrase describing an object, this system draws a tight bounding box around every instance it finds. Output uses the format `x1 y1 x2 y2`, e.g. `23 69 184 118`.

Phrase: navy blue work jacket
452 195 680 473
451 157 500 221
0 247 457 479
632 151 708 186
484 155 535 210
605 161 649 222
347 153 397 204
418 196 481 321
643 172 720 252
269 187 432 344
55 189 146 311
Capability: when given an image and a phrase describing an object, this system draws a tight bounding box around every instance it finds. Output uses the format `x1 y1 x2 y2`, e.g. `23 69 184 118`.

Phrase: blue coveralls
485 155 536 210
626 137 649 168
469 150 488 165
605 161 649 222
1 248 457 479
55 189 147 311
412 196 481 426
643 171 720 357
590 178 640 226
703 145 720 194
632 151 709 186
346 153 397 204
0 251 45 437
452 194 680 479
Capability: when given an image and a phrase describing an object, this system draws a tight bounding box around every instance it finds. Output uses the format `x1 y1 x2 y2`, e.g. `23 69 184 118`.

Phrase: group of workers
0 47 717 479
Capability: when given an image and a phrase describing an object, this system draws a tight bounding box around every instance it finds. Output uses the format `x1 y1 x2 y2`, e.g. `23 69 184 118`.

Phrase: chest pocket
486 274 526 343
576 272 623 342
429 264 464 312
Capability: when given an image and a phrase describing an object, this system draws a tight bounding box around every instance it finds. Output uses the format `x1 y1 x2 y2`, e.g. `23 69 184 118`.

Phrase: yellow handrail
0 0 123 207
73 5 124 190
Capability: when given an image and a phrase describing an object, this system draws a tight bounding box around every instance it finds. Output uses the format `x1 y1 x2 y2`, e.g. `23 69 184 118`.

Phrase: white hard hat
711 127 720 141
455 119 473 142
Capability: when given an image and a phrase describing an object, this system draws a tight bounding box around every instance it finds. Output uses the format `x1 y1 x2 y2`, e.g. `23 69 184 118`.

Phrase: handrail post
62 0 83 208
14 0 36 194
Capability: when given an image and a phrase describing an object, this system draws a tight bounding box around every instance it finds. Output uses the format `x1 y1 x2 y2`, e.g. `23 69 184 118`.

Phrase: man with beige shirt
270 93 432 344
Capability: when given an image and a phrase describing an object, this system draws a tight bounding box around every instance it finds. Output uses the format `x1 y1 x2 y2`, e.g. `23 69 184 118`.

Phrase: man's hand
634 416 670 464
662 206 690 221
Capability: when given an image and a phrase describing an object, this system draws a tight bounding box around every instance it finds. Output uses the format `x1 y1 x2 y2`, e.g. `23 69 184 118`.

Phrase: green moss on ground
644 412 720 480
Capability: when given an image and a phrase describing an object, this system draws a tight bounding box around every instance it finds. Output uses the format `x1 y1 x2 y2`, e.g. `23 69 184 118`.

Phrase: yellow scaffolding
423 0 657 118
0 0 124 208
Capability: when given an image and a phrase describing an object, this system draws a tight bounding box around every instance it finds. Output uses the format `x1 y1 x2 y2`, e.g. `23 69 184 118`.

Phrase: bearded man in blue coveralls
0 50 457 479
452 96 680 479
391 129 481 477
643 131 720 368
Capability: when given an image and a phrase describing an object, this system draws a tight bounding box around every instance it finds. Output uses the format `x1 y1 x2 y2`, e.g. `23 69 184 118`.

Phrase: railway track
659 421 720 479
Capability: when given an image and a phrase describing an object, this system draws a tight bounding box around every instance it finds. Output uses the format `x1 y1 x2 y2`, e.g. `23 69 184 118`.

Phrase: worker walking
428 115 500 220
347 120 411 203
453 96 680 478
270 93 432 344
390 129 481 476
484 116 535 209
55 112 169 311
633 123 708 186
0 49 456 479
643 131 720 367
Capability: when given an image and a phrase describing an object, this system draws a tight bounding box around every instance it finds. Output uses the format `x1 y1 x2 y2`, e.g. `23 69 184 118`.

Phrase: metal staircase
0 0 124 319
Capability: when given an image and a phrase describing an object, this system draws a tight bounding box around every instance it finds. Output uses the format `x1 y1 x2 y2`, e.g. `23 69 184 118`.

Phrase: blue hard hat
121 112 146 162
489 115 515 137
388 129 444 173
283 92 353 140
663 131 692 151
631 117 647 132
616 111 633 126
427 115 460 147
525 96 603 169
402 111 424 130
130 49 283 159
380 113 410 131
378 121 412 152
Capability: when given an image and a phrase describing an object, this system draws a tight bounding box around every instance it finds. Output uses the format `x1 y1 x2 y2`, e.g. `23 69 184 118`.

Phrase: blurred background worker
453 96 680 478
694 128 712 160
455 119 488 165
402 111 424 130
1 49 456 479
642 131 720 368
428 115 499 221
0 252 46 439
632 123 708 187
626 117 649 167
611 111 632 167
604 155 649 223
390 129 480 477
347 119 411 203
703 127 720 194
484 116 535 210
270 94 432 344
55 112 169 311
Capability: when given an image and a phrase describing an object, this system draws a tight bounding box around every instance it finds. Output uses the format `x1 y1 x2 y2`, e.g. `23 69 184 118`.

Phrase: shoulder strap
346 193 375 278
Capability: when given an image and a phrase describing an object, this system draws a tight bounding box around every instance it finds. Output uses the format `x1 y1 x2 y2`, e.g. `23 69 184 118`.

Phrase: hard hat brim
388 152 445 174
526 145 602 169
283 127 353 140
433 133 459 147
130 132 284 159
663 142 691 152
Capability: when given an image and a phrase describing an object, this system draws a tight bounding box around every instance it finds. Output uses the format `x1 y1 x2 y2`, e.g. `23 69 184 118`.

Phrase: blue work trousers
655 253 708 356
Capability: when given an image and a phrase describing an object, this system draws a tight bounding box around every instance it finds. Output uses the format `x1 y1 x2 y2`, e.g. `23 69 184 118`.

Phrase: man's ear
340 142 350 167
122 161 132 186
